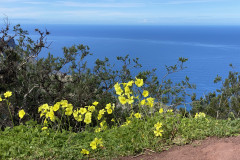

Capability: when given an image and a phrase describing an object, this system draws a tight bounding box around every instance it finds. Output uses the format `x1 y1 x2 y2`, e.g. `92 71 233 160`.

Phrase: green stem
6 100 14 127
53 110 64 139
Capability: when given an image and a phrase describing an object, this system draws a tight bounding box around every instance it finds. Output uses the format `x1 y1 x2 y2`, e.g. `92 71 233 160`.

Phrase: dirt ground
119 135 240 160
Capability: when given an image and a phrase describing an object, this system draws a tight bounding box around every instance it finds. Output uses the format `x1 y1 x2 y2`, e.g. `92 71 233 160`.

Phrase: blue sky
0 0 240 25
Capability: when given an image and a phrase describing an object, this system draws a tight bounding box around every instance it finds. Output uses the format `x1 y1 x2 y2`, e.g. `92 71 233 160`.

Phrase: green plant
0 21 195 129
191 64 240 119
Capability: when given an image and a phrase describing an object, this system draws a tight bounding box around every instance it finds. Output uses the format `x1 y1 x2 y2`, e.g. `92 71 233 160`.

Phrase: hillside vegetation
1 21 240 159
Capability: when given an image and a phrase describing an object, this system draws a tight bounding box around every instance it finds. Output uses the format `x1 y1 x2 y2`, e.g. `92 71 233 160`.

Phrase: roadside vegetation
1 20 240 159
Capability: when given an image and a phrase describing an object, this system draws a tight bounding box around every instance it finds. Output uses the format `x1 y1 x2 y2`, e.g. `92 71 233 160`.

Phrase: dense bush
1 20 240 160
0 21 195 128
191 65 240 119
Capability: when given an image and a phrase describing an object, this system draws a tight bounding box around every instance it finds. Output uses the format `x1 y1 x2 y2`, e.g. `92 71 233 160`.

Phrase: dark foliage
0 20 195 128
191 64 240 119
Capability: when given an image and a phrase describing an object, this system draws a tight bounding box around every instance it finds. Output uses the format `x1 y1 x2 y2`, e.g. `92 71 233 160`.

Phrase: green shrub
0 21 195 129
191 65 240 119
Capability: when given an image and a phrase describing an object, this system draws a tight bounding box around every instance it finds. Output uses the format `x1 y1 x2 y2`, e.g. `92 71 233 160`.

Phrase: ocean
19 24 240 104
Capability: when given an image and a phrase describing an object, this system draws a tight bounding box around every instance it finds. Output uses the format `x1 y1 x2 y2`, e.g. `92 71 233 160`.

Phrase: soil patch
118 135 240 160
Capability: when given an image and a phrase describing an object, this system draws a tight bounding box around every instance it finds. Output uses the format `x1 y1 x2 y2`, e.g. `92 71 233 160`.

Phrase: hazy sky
0 0 240 25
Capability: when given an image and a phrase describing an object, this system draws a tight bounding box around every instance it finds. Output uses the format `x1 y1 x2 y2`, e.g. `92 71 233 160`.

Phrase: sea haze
21 24 240 103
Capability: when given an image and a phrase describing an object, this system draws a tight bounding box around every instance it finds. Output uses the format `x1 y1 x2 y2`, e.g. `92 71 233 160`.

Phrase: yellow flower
41 127 48 131
65 105 73 116
84 117 91 124
142 90 149 97
48 109 55 122
99 109 105 115
159 108 164 114
0 97 2 101
154 129 163 137
122 120 131 127
114 82 121 89
79 107 87 114
88 105 95 112
90 138 103 149
114 83 123 95
135 78 144 87
146 97 154 107
112 103 115 110
124 86 131 95
73 110 83 122
127 80 134 86
100 120 106 127
127 96 134 104
167 109 173 113
53 102 60 112
92 101 99 106
154 122 162 130
97 114 103 120
18 109 25 119
38 104 49 113
111 118 115 122
84 112 92 124
134 113 141 119
105 103 111 110
60 100 68 108
73 109 78 118
85 112 92 117
95 138 103 147
116 87 123 95
4 91 12 98
95 127 101 133
81 149 89 155
98 109 105 120
118 96 127 105
140 99 146 106
76 115 83 122
90 141 97 150
107 108 112 114
122 83 127 87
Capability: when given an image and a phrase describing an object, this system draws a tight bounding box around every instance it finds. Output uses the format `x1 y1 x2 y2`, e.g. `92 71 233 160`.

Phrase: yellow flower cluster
1 91 27 120
90 138 103 150
38 103 57 122
105 103 115 114
153 122 164 137
73 108 84 122
74 101 99 124
114 79 135 105
97 102 115 121
139 95 154 107
38 100 100 126
114 77 155 108
195 112 206 119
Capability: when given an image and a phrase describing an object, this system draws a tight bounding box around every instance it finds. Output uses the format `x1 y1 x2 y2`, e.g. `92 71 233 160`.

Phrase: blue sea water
20 24 240 104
